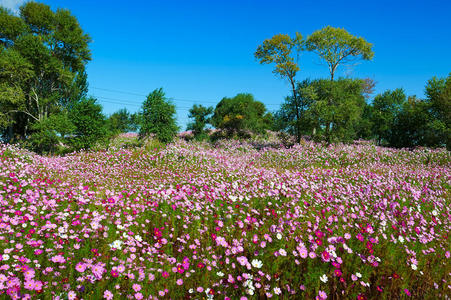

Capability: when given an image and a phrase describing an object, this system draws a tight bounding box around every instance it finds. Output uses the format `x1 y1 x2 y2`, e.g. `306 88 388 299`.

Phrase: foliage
139 88 178 143
371 88 406 145
129 112 142 132
306 26 374 80
107 108 134 136
0 1 91 142
274 79 317 137
424 74 450 149
355 102 374 140
186 104 213 140
68 97 107 150
275 78 367 143
383 74 450 149
309 78 366 143
255 33 304 141
27 112 75 153
211 93 273 137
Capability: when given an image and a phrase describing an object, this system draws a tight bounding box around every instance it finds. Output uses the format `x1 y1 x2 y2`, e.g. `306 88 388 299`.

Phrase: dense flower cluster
0 140 449 299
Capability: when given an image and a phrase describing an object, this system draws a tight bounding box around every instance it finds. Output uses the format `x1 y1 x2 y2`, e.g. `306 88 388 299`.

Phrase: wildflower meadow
0 140 450 299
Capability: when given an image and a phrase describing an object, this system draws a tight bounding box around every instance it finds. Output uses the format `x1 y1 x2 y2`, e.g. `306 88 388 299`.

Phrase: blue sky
3 0 451 129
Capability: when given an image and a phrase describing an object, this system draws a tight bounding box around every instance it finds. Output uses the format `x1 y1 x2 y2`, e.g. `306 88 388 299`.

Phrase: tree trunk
290 78 301 143
330 64 337 81
6 126 13 142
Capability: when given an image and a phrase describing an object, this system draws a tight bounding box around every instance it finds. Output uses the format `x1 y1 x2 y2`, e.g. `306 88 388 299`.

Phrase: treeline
273 75 450 149
0 2 449 154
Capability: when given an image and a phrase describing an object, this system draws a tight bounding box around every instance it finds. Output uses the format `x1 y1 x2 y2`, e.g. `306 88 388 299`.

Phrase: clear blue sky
4 0 451 129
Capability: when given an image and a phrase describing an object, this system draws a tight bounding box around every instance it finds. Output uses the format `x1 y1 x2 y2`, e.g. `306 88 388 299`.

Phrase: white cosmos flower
216 271 224 277
276 233 282 240
320 274 328 283
411 264 417 270
251 259 263 269
356 272 362 278
2 254 9 261
109 240 123 250
274 287 281 295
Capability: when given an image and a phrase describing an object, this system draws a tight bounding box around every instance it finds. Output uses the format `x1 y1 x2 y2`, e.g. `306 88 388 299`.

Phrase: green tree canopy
371 88 406 145
211 93 273 137
187 104 213 140
309 78 366 142
0 1 91 142
306 26 374 80
68 97 107 150
28 111 75 153
139 88 178 143
274 79 317 136
107 108 133 135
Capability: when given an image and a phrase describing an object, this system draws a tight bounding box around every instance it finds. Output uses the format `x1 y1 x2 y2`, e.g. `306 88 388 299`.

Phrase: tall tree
255 33 304 142
306 26 374 81
274 79 317 137
139 88 178 143
309 78 366 142
0 2 91 141
187 104 213 140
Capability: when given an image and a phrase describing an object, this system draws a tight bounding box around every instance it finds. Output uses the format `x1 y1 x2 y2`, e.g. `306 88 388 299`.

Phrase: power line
96 96 192 110
90 86 283 107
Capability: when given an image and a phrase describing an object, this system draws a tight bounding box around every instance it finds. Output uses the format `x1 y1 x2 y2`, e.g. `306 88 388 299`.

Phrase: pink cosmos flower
237 256 248 266
318 290 327 299
92 264 105 279
117 265 125 273
104 290 113 300
24 269 35 279
75 263 86 273
299 247 308 258
24 280 35 290
51 255 66 264
34 281 43 291
68 291 77 300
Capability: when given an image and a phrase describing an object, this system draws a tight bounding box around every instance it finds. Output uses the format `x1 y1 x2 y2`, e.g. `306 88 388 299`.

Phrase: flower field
0 140 450 299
